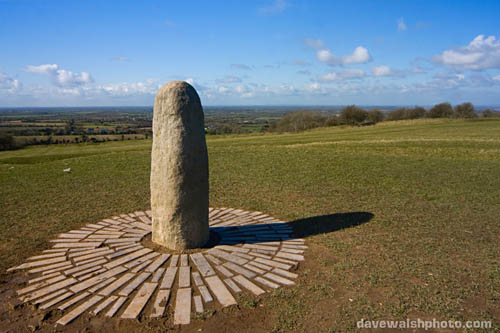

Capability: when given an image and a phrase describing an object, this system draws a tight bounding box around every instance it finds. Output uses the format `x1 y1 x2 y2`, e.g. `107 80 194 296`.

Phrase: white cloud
372 65 391 77
342 46 372 64
234 84 247 94
99 79 159 96
231 84 255 98
304 38 325 49
466 72 498 87
313 44 372 66
97 75 500 104
408 71 500 93
273 85 299 95
318 72 338 81
397 18 407 31
308 83 319 90
0 73 20 92
200 82 316 100
318 69 366 82
58 88 81 96
433 35 500 70
341 69 366 79
26 64 94 87
4 71 499 106
372 65 405 77
1 78 163 104
217 86 230 94
259 0 288 15
26 64 58 74
316 49 341 66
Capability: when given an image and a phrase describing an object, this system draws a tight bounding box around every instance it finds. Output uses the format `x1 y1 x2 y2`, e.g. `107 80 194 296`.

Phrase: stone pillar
151 81 209 250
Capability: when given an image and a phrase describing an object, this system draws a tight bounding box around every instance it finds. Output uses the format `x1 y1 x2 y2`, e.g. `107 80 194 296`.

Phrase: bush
386 108 409 121
339 105 368 126
325 117 339 126
426 102 453 118
270 110 326 133
408 107 426 119
366 110 384 123
454 102 477 118
481 109 500 118
0 134 19 151
386 107 427 121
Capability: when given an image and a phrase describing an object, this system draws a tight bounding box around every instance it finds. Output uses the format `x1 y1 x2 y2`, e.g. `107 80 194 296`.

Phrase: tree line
269 102 499 133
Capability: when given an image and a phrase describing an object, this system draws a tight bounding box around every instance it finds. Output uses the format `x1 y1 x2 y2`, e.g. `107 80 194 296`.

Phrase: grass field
0 118 499 332
12 133 147 146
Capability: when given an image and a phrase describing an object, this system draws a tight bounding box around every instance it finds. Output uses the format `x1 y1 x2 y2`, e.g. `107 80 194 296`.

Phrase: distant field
0 118 499 332
12 134 147 146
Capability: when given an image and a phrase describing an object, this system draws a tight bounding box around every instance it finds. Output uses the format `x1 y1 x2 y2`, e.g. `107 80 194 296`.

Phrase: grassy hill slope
1 118 499 332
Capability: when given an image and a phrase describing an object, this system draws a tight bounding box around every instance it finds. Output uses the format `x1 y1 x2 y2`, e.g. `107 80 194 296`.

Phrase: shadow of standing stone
288 212 374 238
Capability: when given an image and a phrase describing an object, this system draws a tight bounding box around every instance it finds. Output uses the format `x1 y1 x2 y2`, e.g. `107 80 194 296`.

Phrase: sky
1 0 499 107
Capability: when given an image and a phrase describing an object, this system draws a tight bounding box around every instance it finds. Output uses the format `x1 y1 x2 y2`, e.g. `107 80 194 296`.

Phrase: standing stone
151 81 209 250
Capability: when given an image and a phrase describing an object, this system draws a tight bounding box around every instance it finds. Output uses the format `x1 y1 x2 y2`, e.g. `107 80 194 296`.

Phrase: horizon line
1 104 500 109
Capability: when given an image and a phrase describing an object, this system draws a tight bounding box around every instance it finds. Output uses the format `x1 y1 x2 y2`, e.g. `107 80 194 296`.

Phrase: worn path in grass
0 118 499 332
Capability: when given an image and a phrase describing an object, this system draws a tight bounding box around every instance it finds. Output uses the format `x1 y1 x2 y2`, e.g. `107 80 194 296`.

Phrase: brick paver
10 208 304 326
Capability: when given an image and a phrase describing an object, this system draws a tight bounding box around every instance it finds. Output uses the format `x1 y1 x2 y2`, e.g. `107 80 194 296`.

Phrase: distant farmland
13 134 147 145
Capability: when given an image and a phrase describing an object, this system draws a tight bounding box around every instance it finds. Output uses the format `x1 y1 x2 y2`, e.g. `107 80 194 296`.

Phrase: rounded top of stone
155 81 201 111
157 81 196 96
163 80 192 90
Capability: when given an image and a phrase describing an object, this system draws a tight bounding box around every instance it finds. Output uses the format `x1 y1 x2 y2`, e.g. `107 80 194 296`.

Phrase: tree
386 108 408 121
481 109 498 118
386 106 426 121
325 116 339 126
339 105 368 125
407 107 426 119
366 110 384 123
426 102 453 118
0 134 17 151
65 119 76 134
270 110 326 132
454 102 477 118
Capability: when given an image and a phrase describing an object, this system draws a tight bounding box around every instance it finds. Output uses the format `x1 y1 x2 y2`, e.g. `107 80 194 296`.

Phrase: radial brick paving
8 208 306 326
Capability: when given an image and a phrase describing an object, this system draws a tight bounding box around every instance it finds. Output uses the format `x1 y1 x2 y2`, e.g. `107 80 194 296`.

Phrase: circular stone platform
8 208 306 326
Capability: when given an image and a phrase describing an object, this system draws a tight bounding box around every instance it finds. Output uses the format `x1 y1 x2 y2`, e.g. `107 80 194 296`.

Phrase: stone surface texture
151 81 209 250
9 208 306 326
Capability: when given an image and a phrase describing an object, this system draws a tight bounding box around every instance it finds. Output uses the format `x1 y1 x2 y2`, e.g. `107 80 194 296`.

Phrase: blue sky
1 0 499 106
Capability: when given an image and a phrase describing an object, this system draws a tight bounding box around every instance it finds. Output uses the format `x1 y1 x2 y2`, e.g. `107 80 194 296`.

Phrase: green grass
1 118 499 331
